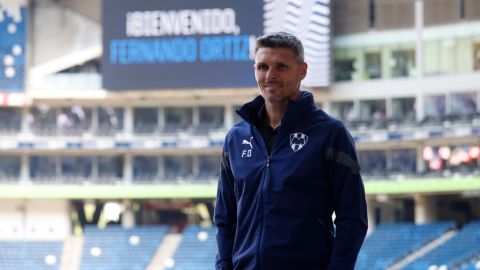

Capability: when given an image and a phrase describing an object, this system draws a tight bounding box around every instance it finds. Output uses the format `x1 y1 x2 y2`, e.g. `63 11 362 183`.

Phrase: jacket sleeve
326 123 368 270
214 146 237 270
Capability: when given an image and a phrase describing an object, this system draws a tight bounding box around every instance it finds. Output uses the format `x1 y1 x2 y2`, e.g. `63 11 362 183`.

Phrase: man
215 32 367 270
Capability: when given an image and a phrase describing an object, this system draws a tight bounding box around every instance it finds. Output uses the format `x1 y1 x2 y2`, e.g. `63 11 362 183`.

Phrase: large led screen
102 0 330 90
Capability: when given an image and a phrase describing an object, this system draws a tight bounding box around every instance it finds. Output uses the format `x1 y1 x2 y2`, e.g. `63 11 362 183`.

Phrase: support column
158 107 165 132
353 100 361 120
414 194 434 224
91 156 98 182
21 107 31 135
123 154 133 184
20 154 30 183
224 104 233 130
91 107 98 135
415 0 424 79
416 94 425 122
122 200 135 228
386 98 393 119
124 107 133 136
192 107 200 130
192 155 199 180
158 156 164 181
417 145 425 174
367 197 376 236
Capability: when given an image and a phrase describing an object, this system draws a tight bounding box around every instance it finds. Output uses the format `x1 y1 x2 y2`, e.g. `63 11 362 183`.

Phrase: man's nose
266 69 277 80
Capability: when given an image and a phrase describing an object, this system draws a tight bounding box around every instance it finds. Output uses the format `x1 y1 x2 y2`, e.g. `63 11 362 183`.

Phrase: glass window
330 101 355 123
391 98 416 122
365 52 382 79
391 49 415 78
61 156 92 179
0 156 20 179
359 99 386 121
451 92 477 116
425 38 472 75
424 40 440 75
133 156 157 180
198 155 221 180
425 95 446 118
98 107 124 134
198 106 224 131
98 156 123 179
358 99 386 129
334 59 356 81
164 107 193 132
134 108 158 134
358 150 387 177
164 155 193 180
391 149 417 174
0 108 21 133
30 105 57 135
58 106 92 134
30 156 57 179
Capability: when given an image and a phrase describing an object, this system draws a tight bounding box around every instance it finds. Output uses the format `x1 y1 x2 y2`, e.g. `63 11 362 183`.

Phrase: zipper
251 126 271 270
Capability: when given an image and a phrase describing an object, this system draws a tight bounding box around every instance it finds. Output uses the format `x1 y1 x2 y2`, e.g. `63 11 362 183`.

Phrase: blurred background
0 0 479 269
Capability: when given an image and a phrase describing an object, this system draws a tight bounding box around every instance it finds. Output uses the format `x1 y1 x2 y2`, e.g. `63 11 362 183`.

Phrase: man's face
254 47 307 104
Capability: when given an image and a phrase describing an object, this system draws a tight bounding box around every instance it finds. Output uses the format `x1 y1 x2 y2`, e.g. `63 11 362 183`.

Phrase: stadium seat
0 241 63 270
80 225 168 270
355 221 454 270
168 225 217 270
404 221 480 270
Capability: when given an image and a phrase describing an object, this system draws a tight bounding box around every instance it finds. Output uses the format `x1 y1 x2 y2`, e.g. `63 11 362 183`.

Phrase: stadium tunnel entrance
71 198 215 234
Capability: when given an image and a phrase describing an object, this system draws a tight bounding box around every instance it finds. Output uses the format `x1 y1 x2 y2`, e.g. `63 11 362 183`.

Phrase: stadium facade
0 0 480 269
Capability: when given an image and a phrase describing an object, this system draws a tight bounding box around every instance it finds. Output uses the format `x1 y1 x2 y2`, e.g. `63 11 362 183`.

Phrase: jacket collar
237 91 316 131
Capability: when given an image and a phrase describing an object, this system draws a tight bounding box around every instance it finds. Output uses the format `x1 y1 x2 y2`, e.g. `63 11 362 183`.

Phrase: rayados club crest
290 132 308 152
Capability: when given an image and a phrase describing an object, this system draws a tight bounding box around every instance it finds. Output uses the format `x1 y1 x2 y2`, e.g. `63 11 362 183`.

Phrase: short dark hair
255 32 304 62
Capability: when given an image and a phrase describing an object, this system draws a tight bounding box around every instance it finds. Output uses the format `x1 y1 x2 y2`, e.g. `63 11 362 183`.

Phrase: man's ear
299 62 308 80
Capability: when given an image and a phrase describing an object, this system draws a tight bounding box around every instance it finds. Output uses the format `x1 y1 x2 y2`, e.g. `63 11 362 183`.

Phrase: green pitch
0 177 479 199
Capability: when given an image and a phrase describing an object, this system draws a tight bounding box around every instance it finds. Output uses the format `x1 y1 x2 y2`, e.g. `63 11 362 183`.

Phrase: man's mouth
264 81 282 88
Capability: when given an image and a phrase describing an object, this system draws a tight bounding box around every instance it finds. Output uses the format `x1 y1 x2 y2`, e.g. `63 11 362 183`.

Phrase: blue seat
355 221 454 270
0 241 63 270
404 221 480 270
79 225 168 270
170 225 217 270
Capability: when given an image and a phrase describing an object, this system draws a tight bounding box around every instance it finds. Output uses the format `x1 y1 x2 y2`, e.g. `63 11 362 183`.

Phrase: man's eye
257 65 268 70
278 64 287 69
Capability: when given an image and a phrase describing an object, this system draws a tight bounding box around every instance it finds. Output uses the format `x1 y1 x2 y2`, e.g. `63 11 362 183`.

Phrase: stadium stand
403 221 480 270
79 225 168 270
0 241 63 270
460 259 480 270
0 2 26 92
355 222 455 270
168 225 217 270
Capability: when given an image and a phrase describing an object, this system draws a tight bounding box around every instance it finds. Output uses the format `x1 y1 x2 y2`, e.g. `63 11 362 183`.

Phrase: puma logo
241 137 253 158
242 137 253 149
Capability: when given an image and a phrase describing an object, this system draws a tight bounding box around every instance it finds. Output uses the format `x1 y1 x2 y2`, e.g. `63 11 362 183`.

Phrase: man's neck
264 102 288 129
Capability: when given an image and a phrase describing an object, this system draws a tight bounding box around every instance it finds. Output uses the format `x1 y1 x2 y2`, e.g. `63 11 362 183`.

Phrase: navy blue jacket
215 91 367 270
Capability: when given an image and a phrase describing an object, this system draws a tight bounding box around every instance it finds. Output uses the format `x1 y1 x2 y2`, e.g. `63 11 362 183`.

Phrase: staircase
60 236 84 270
388 230 458 270
146 233 183 270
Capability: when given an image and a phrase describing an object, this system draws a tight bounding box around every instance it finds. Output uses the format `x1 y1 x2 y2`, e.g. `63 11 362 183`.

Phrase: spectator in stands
215 32 368 270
